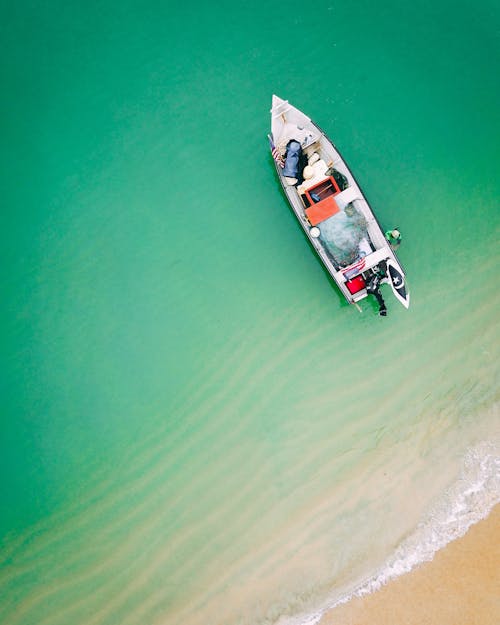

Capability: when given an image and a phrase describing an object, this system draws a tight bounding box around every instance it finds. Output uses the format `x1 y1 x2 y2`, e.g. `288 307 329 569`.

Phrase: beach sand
319 504 500 625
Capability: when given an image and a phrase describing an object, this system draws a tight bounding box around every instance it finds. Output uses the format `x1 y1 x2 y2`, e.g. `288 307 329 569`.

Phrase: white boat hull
269 95 409 313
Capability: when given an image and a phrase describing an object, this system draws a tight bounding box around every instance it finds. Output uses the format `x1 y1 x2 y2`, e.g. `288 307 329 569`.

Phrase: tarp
282 140 302 179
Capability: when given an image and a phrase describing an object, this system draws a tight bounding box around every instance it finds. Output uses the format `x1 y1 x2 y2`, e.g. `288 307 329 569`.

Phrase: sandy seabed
319 504 500 625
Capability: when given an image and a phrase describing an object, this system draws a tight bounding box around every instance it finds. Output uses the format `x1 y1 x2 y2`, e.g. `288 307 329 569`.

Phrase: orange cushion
305 196 340 226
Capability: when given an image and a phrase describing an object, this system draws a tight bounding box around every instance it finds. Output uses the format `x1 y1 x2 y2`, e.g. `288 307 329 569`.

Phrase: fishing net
319 203 370 267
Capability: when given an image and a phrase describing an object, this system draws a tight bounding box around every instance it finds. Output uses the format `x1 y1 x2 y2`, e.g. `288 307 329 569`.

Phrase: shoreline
318 503 500 625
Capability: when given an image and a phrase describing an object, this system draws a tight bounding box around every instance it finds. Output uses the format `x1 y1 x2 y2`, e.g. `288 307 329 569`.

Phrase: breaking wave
288 438 500 625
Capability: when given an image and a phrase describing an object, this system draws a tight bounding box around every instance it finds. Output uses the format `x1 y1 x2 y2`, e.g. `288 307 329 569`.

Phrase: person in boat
385 228 402 249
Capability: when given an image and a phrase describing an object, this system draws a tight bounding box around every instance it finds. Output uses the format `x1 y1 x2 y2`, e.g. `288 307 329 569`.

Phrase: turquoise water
1 1 499 624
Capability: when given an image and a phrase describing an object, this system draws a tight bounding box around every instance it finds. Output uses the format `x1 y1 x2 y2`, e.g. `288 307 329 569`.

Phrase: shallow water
1 2 499 624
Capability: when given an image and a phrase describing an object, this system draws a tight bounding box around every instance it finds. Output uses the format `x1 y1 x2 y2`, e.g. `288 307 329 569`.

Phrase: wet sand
320 504 500 625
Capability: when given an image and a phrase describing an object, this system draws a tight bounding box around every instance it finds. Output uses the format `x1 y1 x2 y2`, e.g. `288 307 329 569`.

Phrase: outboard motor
366 268 387 317
282 140 302 180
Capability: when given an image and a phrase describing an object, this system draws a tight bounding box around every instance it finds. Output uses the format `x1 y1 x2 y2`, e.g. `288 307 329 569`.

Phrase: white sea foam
281 439 500 625
348 441 500 594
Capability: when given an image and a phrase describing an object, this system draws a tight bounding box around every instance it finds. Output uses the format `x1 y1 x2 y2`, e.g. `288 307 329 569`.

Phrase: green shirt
385 230 402 243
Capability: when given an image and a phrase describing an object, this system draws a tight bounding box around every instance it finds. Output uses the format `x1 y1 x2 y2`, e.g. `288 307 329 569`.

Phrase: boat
269 95 409 315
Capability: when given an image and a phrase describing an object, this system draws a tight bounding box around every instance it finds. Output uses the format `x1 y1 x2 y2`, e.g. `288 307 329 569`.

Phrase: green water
1 2 499 624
